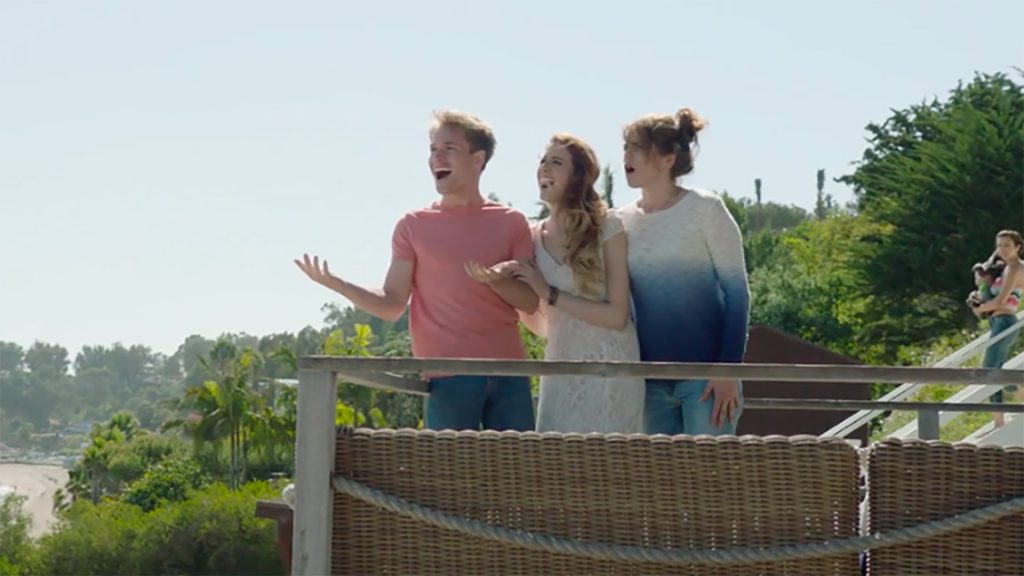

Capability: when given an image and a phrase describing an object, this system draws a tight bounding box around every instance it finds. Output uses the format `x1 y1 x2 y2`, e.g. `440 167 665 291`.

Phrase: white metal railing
821 312 1024 439
890 349 1024 440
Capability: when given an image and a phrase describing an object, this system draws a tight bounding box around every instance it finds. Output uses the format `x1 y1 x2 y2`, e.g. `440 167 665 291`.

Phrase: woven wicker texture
332 428 860 575
867 438 1024 575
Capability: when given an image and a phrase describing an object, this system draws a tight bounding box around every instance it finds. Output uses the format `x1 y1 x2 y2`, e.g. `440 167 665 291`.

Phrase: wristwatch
547 285 560 306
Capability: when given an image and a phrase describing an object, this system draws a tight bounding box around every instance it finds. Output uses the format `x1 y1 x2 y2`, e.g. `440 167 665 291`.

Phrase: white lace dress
528 214 645 434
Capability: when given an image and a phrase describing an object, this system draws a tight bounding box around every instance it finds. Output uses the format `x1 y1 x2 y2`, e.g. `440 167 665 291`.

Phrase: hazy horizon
3 1 1022 358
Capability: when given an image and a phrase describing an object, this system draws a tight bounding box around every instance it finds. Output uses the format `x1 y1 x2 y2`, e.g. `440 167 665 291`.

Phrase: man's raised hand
295 253 344 291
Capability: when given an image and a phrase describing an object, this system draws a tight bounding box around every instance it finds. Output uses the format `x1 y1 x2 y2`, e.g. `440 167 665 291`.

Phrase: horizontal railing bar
744 398 1023 413
307 372 1022 412
300 357 1023 385
335 369 429 395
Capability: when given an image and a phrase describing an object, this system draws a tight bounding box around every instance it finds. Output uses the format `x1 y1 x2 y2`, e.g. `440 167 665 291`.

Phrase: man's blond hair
430 109 497 169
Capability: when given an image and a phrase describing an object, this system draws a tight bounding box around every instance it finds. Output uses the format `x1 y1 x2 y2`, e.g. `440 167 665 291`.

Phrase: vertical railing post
291 369 338 576
918 409 940 440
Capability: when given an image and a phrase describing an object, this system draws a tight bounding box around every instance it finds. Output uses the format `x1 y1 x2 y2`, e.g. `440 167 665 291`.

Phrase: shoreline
0 462 69 537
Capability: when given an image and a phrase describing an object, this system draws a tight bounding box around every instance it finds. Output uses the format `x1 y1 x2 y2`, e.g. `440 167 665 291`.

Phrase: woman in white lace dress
487 133 644 433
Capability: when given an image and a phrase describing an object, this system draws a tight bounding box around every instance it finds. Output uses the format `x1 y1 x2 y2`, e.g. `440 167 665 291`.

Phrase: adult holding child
973 230 1024 426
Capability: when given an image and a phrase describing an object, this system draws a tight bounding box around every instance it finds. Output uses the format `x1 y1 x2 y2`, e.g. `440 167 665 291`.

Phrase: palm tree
324 326 380 428
103 411 139 440
248 384 296 470
815 169 827 220
80 438 112 504
163 340 260 489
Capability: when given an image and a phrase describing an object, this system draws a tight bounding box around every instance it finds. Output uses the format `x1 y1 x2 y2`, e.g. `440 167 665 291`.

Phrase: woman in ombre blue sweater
616 107 751 436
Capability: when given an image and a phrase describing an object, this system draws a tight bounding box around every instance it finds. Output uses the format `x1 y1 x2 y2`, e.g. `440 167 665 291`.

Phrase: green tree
74 344 155 391
74 368 119 413
173 335 216 388
33 498 148 576
747 211 887 358
60 412 145 505
294 326 325 358
133 401 158 430
0 345 32 439
321 303 408 350
0 493 33 575
33 482 282 575
534 201 549 221
257 332 298 379
746 199 809 233
79 436 116 504
246 381 298 477
744 229 783 273
324 325 381 427
57 432 159 510
155 352 181 382
600 163 615 208
16 342 71 428
719 191 749 234
24 341 69 381
104 432 187 486
122 457 209 512
813 168 834 220
128 482 281 575
164 341 261 489
0 342 25 376
838 72 1024 354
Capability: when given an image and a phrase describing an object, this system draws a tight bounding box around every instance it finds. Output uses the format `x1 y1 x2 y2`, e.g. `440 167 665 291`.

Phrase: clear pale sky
2 1 1021 359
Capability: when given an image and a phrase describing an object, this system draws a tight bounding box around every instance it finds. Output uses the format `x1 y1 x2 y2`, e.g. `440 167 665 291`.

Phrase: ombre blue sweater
617 189 750 365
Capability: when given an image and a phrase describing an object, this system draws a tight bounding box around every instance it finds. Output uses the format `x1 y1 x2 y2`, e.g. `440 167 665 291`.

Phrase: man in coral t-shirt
296 110 538 431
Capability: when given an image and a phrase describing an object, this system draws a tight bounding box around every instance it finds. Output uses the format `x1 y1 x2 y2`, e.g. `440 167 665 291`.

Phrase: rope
332 475 1023 567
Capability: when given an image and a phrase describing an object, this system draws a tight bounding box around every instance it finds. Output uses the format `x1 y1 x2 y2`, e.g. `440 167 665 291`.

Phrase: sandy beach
0 463 69 537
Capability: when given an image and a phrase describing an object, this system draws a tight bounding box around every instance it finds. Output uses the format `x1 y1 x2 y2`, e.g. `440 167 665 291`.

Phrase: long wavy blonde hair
548 133 608 298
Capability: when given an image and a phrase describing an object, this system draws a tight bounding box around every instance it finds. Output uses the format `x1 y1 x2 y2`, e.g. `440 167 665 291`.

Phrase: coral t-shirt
392 200 534 359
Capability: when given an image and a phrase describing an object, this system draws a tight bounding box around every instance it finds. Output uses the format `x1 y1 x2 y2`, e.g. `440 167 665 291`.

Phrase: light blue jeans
643 379 743 436
984 314 1021 403
425 375 535 431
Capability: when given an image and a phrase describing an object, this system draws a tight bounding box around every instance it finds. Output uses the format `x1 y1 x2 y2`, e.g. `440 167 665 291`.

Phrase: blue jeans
643 379 743 436
425 375 535 431
984 314 1021 403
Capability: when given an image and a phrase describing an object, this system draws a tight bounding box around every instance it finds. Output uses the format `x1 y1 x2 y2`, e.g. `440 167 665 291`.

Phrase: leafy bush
122 457 209 512
31 482 282 575
107 434 191 486
33 498 147 576
0 493 33 575
129 482 281 575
